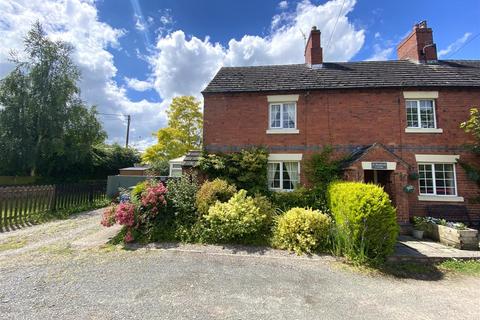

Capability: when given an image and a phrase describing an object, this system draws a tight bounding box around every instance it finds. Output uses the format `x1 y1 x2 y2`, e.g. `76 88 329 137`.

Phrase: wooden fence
0 182 106 229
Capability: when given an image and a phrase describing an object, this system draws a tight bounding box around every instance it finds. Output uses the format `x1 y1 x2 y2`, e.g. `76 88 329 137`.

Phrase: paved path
392 235 480 261
0 210 479 319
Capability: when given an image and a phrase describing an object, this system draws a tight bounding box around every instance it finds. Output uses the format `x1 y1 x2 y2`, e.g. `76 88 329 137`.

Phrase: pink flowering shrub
124 229 134 243
141 184 168 209
115 202 136 227
100 205 116 227
101 180 170 243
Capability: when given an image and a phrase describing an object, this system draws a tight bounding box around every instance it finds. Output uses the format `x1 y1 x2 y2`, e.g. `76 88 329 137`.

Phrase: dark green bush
273 207 332 254
166 174 199 226
304 146 343 210
327 182 399 264
195 178 237 215
198 147 269 194
269 187 319 211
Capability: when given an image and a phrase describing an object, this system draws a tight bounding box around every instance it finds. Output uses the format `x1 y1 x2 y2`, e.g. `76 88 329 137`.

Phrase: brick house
201 21 480 229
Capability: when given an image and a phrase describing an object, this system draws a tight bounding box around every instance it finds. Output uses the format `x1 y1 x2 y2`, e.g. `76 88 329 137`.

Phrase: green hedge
202 190 271 243
273 207 331 254
327 182 399 263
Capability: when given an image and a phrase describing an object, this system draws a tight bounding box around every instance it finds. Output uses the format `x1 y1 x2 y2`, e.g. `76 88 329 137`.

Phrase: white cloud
366 44 393 61
438 32 472 58
374 32 380 39
134 14 146 31
0 0 366 151
149 0 365 102
278 1 288 9
124 77 154 91
0 0 165 149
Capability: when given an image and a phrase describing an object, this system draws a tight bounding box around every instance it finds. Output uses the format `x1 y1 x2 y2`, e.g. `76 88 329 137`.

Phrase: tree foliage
0 22 106 177
143 96 202 163
460 107 480 201
461 107 480 153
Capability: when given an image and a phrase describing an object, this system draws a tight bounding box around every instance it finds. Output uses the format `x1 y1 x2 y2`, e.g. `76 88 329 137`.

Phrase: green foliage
131 180 150 200
269 187 319 211
143 96 202 163
273 207 332 254
412 216 429 231
459 108 480 201
166 174 199 225
90 144 140 178
201 190 270 243
304 146 343 209
461 107 480 153
328 182 399 264
145 159 170 176
195 178 237 216
199 147 269 194
439 259 480 276
0 22 106 178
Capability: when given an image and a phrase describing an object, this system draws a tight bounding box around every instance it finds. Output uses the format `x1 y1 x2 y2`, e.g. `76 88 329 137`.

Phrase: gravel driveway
0 209 479 320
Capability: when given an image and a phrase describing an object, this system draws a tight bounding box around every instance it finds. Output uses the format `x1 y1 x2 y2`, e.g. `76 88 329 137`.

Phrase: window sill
269 189 295 192
405 128 443 133
418 195 464 202
266 129 299 134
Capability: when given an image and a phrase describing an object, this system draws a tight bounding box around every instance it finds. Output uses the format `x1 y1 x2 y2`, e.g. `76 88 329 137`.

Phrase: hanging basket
403 185 415 193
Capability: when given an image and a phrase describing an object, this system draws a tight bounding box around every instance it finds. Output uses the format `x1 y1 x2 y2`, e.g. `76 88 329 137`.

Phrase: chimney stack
305 26 323 66
397 20 437 63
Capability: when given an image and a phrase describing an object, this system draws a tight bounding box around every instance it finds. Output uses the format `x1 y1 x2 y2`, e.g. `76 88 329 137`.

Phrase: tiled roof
203 60 480 93
182 150 202 167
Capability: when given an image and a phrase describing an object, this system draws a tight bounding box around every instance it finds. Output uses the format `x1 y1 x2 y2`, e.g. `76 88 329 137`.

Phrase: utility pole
125 114 131 148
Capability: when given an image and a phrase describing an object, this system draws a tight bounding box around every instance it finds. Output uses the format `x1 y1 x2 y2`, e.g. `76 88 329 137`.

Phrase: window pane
419 100 435 128
171 169 182 177
282 104 296 129
434 163 456 195
406 100 419 127
282 162 298 190
270 105 281 128
268 162 281 189
418 164 434 195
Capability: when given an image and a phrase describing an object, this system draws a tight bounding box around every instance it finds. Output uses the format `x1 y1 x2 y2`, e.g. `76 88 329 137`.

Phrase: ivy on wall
198 147 269 194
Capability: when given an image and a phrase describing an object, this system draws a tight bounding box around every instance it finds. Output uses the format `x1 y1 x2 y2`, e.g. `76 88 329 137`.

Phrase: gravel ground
0 210 479 320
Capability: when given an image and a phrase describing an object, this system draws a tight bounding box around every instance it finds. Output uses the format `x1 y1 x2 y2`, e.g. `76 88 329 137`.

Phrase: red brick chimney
397 20 437 63
305 26 323 66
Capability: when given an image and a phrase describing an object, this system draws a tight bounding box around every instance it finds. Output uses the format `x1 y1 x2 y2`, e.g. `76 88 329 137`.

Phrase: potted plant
412 216 428 239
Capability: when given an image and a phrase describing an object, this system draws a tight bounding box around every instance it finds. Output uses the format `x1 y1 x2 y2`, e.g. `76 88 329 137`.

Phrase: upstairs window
269 103 296 129
406 99 436 128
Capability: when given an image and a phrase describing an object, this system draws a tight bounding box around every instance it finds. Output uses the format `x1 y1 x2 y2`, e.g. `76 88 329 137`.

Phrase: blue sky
1 0 479 149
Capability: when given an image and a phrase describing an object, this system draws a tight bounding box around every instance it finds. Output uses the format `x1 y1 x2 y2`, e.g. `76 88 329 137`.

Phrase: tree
0 22 106 177
142 96 202 163
461 107 480 153
460 108 480 192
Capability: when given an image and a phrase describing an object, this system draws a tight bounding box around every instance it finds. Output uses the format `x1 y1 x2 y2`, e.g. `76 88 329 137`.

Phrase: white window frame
417 162 464 202
267 161 300 192
169 163 183 177
267 102 299 134
405 99 437 129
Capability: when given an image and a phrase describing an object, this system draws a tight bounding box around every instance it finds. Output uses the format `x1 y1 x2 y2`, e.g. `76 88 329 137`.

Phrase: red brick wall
203 87 480 222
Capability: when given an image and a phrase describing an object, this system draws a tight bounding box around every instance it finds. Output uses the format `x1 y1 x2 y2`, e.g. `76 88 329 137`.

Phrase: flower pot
412 229 424 240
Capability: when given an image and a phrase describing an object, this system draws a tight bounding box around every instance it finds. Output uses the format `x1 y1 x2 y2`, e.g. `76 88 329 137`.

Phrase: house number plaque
371 162 388 170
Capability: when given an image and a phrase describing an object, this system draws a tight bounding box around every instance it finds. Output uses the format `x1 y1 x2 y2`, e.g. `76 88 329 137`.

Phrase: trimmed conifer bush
327 182 399 263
